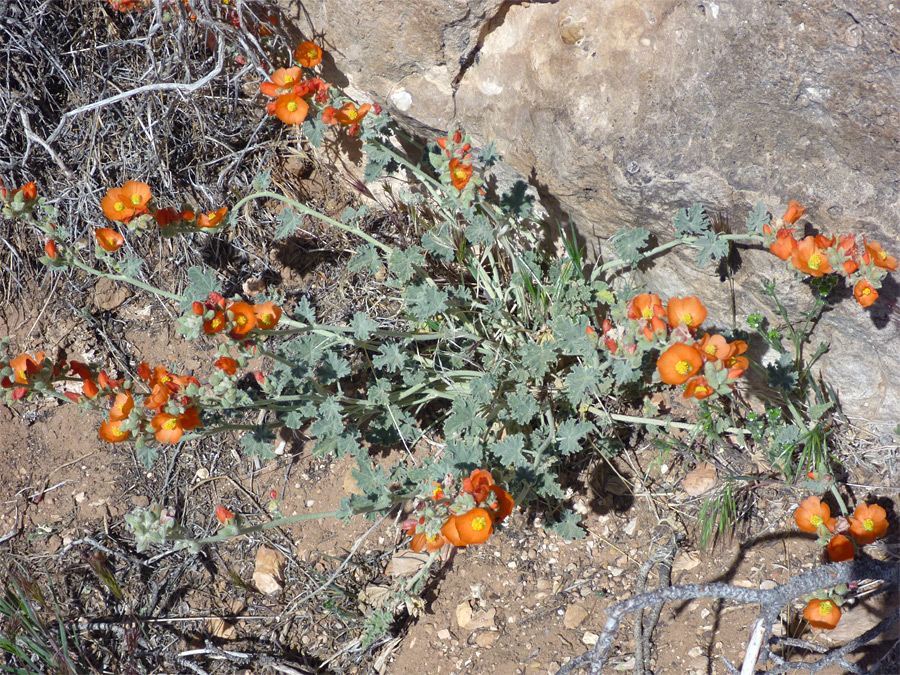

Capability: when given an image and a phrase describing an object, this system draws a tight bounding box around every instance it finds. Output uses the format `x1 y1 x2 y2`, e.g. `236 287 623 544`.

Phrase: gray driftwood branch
555 558 899 675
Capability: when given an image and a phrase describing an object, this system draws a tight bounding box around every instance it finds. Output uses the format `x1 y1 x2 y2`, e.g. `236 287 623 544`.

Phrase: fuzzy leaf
309 397 344 440
251 167 271 192
180 266 220 311
351 312 378 340
479 141 499 167
301 117 327 148
341 204 370 224
544 511 587 540
295 296 316 324
465 215 494 246
404 284 448 320
745 201 770 235
349 244 383 274
388 247 425 284
443 397 487 439
318 351 350 384
612 227 651 264
469 374 497 407
372 343 407 372
611 358 642 386
564 366 601 406
674 203 710 236
242 427 276 459
275 208 301 239
692 230 730 267
506 390 539 425
492 433 527 467
422 224 455 262
556 419 595 455
515 342 553 381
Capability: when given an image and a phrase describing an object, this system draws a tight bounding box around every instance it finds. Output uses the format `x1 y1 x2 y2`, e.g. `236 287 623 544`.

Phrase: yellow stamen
236 315 247 327
347 109 358 120
810 515 823 527
681 313 693 325
113 426 125 437
130 194 142 205
307 49 317 59
818 601 834 616
675 360 691 375
704 345 717 355
642 307 652 319
863 518 874 531
287 101 298 112
114 201 125 212
696 386 708 395
163 419 178 430
471 516 487 532
207 212 215 219
284 75 294 84
808 253 821 270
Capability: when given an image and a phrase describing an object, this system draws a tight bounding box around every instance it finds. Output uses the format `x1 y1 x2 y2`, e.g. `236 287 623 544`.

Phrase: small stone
582 631 599 646
252 546 286 595
682 462 718 496
456 601 473 629
475 631 498 647
563 603 589 629
759 580 777 590
208 617 236 639
437 628 452 640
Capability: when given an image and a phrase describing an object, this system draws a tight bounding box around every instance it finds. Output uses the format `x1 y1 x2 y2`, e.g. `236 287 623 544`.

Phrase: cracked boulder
285 0 900 426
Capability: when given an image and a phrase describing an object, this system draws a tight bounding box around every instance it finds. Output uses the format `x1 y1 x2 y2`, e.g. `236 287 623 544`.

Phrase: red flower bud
44 240 58 259
215 505 235 524
453 130 462 144
192 301 204 315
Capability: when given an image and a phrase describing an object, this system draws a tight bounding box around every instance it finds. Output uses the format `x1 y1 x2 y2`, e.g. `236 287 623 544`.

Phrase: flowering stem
593 233 766 278
174 508 345 546
591 408 751 436
69 257 183 302
229 190 394 254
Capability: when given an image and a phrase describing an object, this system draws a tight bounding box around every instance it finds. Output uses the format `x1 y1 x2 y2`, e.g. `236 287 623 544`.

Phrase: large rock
288 0 900 427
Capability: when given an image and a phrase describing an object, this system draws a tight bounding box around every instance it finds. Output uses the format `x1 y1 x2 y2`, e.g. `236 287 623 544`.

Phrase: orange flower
440 515 465 547
782 200 806 225
95 228 124 252
666 297 707 330
229 302 257 337
411 531 446 553
274 93 310 125
333 102 371 125
848 502 888 546
109 391 134 422
449 158 473 190
791 236 833 277
294 41 323 68
864 240 898 271
769 229 798 261
463 469 494 504
179 407 201 431
151 412 184 444
9 352 44 384
204 311 226 334
486 485 514 523
454 508 494 545
696 333 732 362
82 379 99 399
215 505 235 523
215 356 238 375
683 376 713 400
253 302 282 329
793 496 835 533
144 383 171 410
853 279 878 307
837 234 859 274
197 207 227 228
21 182 37 200
826 534 855 562
101 181 151 222
656 343 703 385
260 67 303 97
628 293 665 321
98 419 131 443
321 106 337 125
814 234 835 249
803 599 841 630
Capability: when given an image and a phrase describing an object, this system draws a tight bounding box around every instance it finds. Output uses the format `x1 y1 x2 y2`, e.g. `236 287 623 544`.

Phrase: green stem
591 409 751 436
70 257 182 302
594 233 765 277
230 191 394 254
